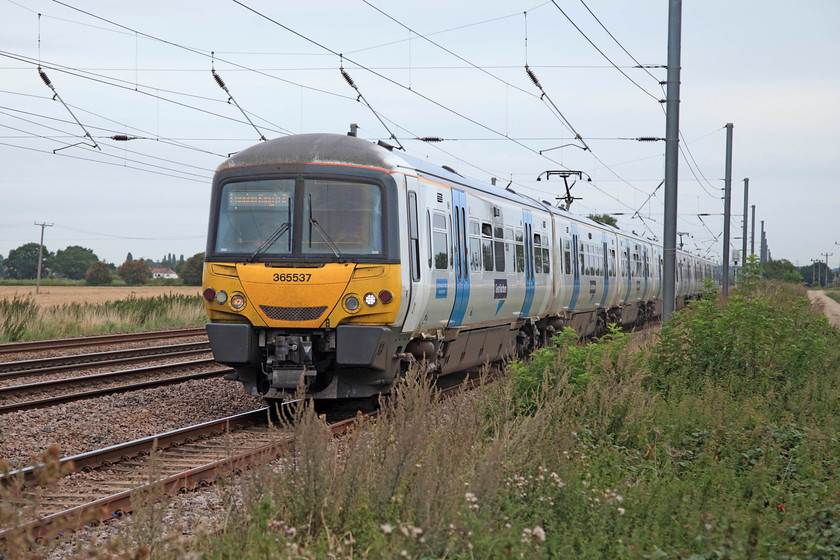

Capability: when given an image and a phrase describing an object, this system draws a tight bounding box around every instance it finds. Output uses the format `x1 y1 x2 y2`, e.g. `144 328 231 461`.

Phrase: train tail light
202 287 216 301
378 290 393 304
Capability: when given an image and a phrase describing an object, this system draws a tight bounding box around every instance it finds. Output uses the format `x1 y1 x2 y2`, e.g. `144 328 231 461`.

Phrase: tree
51 245 99 280
0 254 5 278
126 252 133 262
117 259 151 285
798 261 833 287
85 261 113 285
587 214 618 228
179 252 205 286
762 259 803 284
5 242 50 279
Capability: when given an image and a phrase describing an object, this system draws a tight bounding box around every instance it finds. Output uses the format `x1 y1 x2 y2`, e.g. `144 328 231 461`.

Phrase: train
201 132 718 403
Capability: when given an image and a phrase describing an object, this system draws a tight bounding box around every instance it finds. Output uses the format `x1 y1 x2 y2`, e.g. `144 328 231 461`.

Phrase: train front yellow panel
203 262 402 328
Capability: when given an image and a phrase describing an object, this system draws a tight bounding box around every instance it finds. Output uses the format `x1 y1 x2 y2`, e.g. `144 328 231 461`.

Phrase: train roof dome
216 133 404 173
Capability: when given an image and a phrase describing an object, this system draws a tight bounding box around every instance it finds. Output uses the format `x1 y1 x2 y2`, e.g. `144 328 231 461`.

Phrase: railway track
0 341 210 378
0 359 230 414
0 373 484 545
0 327 207 356
0 405 346 542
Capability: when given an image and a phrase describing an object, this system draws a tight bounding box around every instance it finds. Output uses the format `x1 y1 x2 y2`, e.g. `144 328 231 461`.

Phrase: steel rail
0 358 219 399
0 327 207 355
0 367 230 414
0 342 210 378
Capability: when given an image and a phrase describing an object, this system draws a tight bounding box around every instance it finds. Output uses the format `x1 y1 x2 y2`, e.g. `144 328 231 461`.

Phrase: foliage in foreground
31 278 840 559
0 293 206 342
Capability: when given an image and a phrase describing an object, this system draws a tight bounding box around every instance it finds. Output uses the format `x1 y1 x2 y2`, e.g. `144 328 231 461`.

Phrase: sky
1 1 838 268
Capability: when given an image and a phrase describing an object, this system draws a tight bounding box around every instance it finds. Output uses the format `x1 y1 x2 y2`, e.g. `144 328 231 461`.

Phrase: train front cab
202 161 412 401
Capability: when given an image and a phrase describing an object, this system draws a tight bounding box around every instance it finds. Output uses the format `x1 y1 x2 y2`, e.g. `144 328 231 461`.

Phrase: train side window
426 210 432 268
542 247 550 274
432 212 448 270
469 220 481 272
494 227 505 272
408 191 420 282
532 235 542 274
504 227 514 272
515 229 525 273
481 222 493 272
563 239 571 275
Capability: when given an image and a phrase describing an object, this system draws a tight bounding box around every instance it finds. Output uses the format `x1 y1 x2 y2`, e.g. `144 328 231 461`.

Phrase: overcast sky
2 1 838 268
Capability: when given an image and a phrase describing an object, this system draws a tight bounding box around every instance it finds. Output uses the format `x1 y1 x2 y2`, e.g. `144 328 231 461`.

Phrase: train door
623 242 632 304
448 188 470 327
519 209 535 317
568 225 581 311
599 234 610 308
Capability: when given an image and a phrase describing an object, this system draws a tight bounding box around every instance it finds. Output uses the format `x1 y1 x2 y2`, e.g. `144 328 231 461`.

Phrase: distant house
151 267 178 279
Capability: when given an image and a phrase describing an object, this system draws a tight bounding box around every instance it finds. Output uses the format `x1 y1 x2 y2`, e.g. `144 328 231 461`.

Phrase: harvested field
0 286 202 307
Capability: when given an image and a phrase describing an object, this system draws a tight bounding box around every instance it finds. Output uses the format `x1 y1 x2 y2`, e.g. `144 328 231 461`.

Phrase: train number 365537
273 273 312 282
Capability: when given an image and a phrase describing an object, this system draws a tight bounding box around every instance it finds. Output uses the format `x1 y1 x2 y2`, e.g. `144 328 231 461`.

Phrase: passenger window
533 236 543 274
469 237 482 272
515 229 525 273
426 210 432 268
505 227 514 272
432 212 448 270
494 227 505 272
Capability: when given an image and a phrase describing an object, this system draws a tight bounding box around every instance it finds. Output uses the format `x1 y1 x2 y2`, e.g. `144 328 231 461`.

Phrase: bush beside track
49 270 839 558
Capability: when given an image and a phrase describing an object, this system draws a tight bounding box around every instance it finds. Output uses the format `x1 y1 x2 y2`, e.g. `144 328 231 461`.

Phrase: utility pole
34 221 53 294
741 178 749 270
821 252 833 286
722 123 733 298
750 204 756 257
662 0 682 322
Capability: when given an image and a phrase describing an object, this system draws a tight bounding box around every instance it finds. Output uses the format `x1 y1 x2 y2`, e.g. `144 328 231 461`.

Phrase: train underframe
207 296 679 403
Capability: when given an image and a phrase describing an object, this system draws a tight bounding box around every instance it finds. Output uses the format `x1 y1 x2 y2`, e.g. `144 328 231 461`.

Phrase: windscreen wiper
246 222 290 262
308 218 345 263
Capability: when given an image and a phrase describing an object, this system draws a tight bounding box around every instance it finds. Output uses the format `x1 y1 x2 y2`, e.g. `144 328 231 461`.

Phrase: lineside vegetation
0 293 206 342
17 265 840 558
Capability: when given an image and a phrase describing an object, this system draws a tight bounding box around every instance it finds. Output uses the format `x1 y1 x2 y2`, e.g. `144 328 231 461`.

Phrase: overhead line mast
662 0 682 322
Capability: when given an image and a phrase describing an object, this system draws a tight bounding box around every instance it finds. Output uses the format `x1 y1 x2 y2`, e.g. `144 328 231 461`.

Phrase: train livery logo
494 279 508 299
435 279 448 299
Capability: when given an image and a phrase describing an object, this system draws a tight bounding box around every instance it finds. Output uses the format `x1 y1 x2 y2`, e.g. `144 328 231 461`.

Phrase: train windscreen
215 179 294 255
301 180 383 256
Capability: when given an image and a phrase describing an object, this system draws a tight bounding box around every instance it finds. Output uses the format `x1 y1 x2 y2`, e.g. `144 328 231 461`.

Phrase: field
0 285 202 308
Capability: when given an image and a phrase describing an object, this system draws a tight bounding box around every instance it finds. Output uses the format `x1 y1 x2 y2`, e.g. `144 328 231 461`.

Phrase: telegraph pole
750 204 756 257
821 252 833 286
741 178 749 270
34 221 53 294
721 123 733 298
662 0 682 322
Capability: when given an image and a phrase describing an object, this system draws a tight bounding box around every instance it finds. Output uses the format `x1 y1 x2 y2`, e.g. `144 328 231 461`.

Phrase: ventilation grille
260 305 327 321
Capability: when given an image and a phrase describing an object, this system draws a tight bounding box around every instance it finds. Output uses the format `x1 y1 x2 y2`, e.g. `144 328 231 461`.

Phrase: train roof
216 133 714 265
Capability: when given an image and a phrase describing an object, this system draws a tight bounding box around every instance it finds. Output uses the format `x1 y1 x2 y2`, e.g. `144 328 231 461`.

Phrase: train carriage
201 132 718 404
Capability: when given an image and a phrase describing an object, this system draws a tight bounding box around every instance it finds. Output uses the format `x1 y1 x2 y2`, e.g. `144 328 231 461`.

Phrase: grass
11 272 840 558
0 293 206 342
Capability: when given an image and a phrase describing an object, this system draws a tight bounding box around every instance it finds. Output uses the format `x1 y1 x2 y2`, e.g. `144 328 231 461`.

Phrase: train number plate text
273 273 312 282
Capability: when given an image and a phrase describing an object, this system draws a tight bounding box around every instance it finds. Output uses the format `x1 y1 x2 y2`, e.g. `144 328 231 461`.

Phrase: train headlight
344 295 360 312
363 292 377 307
215 290 228 304
230 293 246 310
378 290 393 304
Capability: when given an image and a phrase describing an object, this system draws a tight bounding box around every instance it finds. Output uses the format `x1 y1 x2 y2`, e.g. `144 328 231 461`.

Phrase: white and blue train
201 133 718 402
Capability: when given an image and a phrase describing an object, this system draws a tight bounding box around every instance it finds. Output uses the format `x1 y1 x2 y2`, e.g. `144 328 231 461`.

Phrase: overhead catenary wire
36 66 100 151
211 57 267 141
550 0 662 104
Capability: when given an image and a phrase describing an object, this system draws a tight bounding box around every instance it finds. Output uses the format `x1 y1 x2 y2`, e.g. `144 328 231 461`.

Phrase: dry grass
0 286 201 308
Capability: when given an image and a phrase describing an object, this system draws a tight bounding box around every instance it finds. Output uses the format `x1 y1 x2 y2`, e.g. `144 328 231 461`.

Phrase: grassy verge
24 277 840 558
0 293 206 342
